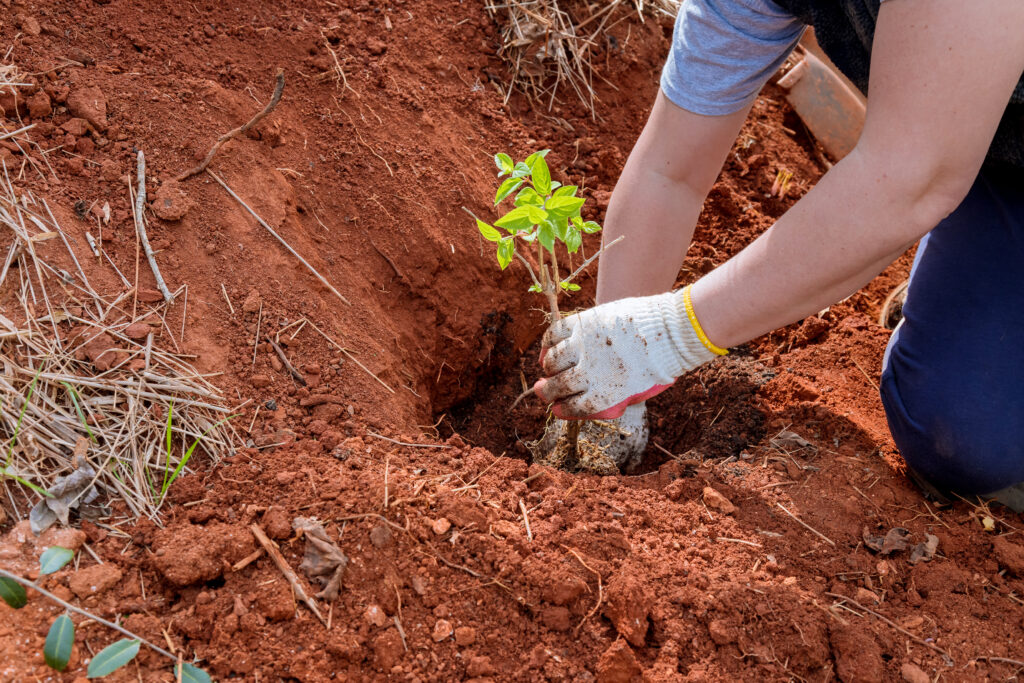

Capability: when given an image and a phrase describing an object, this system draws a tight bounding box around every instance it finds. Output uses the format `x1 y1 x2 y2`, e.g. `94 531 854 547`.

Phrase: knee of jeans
881 373 1024 494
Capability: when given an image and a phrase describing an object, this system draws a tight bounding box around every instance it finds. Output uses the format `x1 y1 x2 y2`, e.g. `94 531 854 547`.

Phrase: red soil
1 1 1022 681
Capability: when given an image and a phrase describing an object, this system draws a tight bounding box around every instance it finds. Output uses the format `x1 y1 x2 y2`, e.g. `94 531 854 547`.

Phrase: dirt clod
454 625 476 646
151 180 194 221
900 663 930 683
432 618 453 642
993 536 1024 576
702 486 736 514
66 86 108 131
151 522 253 586
68 564 122 598
603 569 650 647
596 639 641 683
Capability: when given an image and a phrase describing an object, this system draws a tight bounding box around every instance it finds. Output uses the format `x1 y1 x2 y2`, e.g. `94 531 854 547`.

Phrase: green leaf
545 196 585 219
537 222 555 252
560 282 582 292
581 220 602 234
528 283 542 293
524 149 551 168
494 152 513 175
510 162 532 179
175 662 212 683
571 215 584 229
553 185 578 198
44 614 74 671
513 187 543 207
494 177 524 205
552 216 569 242
87 638 140 678
39 547 74 576
476 219 501 242
526 205 548 224
565 226 582 253
494 206 535 233
0 577 27 608
530 155 552 196
496 238 514 270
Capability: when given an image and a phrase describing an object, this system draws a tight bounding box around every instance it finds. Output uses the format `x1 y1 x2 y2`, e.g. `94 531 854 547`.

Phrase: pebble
432 518 451 535
702 486 737 514
365 604 388 628
454 625 476 646
431 618 452 642
901 663 930 683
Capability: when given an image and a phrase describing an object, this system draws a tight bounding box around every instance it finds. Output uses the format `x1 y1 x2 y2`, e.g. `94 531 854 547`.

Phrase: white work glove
538 403 651 471
534 288 725 420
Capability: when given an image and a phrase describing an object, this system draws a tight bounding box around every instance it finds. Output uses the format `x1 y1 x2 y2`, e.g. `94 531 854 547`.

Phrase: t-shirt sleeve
660 0 806 116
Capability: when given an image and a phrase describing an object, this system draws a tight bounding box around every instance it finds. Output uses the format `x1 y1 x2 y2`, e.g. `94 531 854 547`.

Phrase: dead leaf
770 430 815 452
29 463 99 534
30 231 59 242
862 526 911 555
293 516 348 601
982 516 996 532
101 201 111 224
909 534 939 565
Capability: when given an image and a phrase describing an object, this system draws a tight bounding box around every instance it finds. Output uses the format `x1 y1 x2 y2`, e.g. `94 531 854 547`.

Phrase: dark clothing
880 166 1024 495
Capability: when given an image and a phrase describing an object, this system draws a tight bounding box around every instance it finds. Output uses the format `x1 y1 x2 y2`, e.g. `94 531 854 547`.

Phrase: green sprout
471 150 603 316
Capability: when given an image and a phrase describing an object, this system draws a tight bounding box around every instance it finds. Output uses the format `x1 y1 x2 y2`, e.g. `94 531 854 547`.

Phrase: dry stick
207 170 351 306
366 431 450 449
249 524 326 625
973 656 1024 668
133 152 173 303
0 568 178 663
232 548 265 571
177 69 285 181
266 336 306 385
519 498 533 541
0 123 35 142
825 593 954 665
777 502 836 547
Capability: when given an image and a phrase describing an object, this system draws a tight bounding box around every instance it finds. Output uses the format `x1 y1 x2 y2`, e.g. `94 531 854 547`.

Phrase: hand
533 289 720 419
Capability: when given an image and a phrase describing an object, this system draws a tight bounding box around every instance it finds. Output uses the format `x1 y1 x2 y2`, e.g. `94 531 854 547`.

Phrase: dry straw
0 162 238 525
486 0 680 114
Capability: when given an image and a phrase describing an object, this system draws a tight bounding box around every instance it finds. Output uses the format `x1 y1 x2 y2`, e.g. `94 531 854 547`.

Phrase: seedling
467 150 622 416
0 550 211 680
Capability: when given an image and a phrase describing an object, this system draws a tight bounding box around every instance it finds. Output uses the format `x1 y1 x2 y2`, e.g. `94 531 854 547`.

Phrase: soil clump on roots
1 1 1022 681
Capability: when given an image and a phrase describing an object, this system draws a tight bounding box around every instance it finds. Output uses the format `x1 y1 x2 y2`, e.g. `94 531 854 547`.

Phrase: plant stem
0 569 178 663
560 235 625 287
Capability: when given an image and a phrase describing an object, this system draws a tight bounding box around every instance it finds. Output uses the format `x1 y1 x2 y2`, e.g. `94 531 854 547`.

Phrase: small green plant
0 549 211 680
1 369 50 496
470 150 607 316
155 401 236 506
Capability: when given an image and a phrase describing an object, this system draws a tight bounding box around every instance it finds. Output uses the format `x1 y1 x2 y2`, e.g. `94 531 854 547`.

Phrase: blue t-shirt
660 0 890 116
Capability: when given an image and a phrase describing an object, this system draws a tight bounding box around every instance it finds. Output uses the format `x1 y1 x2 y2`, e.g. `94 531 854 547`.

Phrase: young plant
471 150 610 317
0 550 211 680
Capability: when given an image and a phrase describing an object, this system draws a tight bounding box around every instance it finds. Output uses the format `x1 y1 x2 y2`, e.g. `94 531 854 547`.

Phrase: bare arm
596 91 749 303
692 0 1024 348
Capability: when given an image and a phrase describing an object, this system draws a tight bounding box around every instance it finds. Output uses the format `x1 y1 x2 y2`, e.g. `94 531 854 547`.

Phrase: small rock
61 118 92 137
136 288 163 303
901 663 929 683
26 91 51 119
454 625 476 646
702 486 736 514
242 289 261 313
274 471 296 485
67 86 108 131
75 137 95 155
855 587 879 605
432 517 451 535
251 374 272 388
466 655 495 677
596 639 641 683
364 604 388 628
262 506 291 540
432 618 453 642
369 525 391 548
68 564 123 598
123 322 151 339
151 180 194 221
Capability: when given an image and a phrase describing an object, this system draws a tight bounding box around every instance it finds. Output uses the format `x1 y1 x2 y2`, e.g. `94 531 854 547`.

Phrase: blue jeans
880 165 1024 496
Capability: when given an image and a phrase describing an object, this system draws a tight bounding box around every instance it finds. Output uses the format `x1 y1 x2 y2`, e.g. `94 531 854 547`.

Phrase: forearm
596 92 749 304
691 149 939 348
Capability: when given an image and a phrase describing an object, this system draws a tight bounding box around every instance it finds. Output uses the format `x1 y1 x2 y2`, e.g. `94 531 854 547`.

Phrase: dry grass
486 0 680 114
0 163 238 525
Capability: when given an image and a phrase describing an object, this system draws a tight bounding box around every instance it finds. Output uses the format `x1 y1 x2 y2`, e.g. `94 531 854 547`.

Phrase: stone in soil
901 663 930 683
454 625 476 646
68 564 123 598
702 486 737 514
26 91 51 119
66 85 108 131
151 180 194 221
432 618 452 642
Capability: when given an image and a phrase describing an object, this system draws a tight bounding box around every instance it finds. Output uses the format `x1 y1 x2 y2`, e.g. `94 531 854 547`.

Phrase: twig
220 283 235 315
0 568 178 662
716 537 763 548
383 457 390 510
207 170 351 306
561 234 624 286
972 656 1024 668
562 546 603 636
0 124 35 143
519 498 533 541
776 502 836 546
249 524 326 625
825 593 953 665
508 385 536 412
232 548 265 571
266 336 306 385
851 358 879 391
177 69 285 181
133 151 173 303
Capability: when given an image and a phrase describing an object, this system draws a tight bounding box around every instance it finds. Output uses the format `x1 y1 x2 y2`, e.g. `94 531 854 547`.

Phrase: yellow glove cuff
682 285 729 356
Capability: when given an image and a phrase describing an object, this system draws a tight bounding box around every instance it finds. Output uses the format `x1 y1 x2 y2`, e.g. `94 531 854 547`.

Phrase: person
532 0 1024 511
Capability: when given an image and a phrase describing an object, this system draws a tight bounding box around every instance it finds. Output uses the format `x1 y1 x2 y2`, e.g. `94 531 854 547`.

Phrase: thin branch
561 234 624 286
776 502 836 547
177 69 285 181
207 170 351 306
825 592 954 665
133 151 174 303
249 524 326 625
0 568 178 663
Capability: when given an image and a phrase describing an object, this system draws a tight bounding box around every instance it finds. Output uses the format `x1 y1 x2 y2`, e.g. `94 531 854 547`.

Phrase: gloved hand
534 287 727 420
